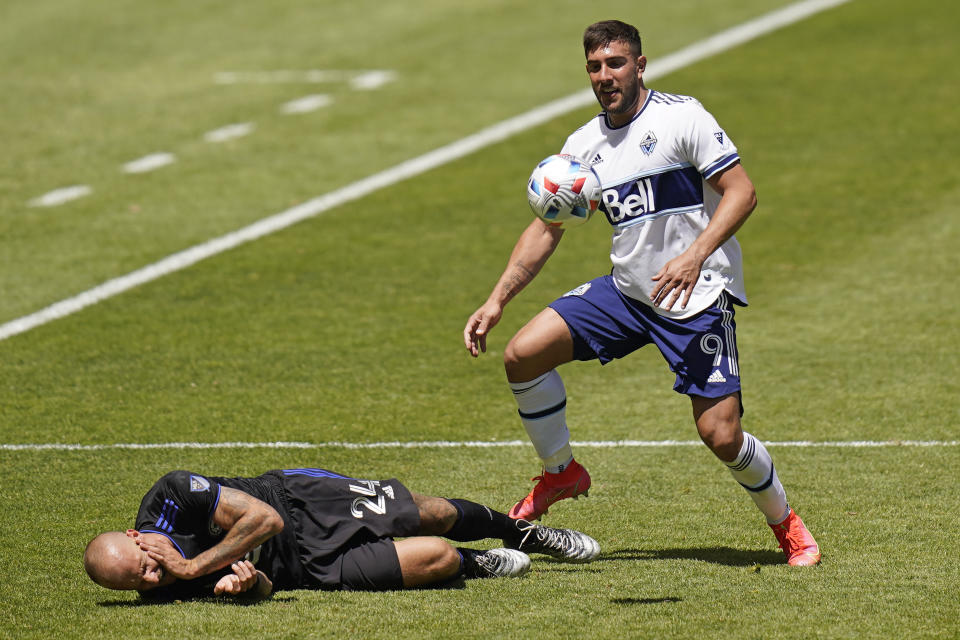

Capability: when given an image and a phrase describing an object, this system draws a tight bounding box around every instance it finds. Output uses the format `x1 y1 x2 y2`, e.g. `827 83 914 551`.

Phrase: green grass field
2 0 958 638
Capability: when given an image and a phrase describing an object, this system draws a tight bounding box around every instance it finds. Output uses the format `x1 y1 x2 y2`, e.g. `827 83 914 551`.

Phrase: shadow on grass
98 594 299 607
534 562 605 574
601 546 783 567
611 596 683 605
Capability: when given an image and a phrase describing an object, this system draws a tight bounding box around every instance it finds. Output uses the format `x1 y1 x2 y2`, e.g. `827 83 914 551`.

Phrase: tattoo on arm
190 488 282 578
503 261 535 299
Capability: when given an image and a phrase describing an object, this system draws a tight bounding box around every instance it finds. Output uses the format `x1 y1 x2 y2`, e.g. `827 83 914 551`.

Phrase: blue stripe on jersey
614 161 693 183
703 153 740 179
616 205 703 229
599 164 703 227
650 91 694 105
155 499 179 533
137 530 187 557
282 468 352 480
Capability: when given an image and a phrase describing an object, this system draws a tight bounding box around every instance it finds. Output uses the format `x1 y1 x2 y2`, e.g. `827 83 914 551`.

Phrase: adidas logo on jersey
591 153 603 165
707 370 727 384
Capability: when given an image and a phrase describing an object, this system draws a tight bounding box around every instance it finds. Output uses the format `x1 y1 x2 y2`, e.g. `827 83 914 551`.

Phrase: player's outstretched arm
464 219 564 356
650 163 756 311
137 487 284 581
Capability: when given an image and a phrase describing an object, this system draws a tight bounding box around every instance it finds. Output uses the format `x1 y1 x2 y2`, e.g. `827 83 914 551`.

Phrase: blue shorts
548 275 743 400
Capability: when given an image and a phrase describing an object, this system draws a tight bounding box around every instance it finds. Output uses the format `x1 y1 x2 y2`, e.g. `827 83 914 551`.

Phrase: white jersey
560 90 746 319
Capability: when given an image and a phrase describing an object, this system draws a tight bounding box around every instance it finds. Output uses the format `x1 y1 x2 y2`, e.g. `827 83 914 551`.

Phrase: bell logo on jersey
601 178 656 224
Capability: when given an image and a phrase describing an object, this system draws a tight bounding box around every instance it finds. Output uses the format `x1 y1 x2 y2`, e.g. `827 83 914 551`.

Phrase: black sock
443 499 522 544
456 548 483 579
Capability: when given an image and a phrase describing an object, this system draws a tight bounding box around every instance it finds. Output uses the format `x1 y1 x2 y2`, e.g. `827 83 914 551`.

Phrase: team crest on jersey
714 131 724 144
639 131 657 155
189 475 210 492
563 282 592 297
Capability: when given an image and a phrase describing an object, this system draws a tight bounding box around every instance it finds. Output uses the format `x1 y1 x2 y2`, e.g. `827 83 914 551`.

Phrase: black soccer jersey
134 468 420 598
135 470 303 598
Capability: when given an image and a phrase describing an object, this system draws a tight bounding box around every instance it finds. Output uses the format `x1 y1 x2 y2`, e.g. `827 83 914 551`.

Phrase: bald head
84 531 143 590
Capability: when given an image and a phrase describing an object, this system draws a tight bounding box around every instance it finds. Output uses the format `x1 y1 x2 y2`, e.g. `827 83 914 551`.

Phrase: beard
598 80 640 116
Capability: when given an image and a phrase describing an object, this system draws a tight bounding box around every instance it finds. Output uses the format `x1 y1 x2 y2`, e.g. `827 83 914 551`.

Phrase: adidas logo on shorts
707 370 727 384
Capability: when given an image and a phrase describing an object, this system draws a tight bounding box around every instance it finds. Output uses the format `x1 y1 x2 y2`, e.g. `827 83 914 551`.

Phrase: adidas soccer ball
526 154 602 228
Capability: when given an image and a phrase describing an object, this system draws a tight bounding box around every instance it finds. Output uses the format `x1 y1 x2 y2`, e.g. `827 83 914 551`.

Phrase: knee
398 538 462 588
424 539 462 580
697 417 743 462
503 333 546 382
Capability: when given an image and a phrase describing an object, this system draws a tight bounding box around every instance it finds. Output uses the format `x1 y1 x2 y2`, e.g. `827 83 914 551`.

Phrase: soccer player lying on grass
84 468 599 599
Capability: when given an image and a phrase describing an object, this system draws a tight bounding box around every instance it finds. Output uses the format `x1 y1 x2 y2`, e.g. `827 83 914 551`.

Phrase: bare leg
692 393 791 526
503 308 574 383
691 393 744 463
503 307 591 520
410 492 457 536
393 537 461 588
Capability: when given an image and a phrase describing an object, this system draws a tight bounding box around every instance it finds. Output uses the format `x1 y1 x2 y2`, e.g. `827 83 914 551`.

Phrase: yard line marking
280 94 333 114
203 122 255 143
350 70 397 91
28 185 92 207
0 0 852 343
1 439 953 452
122 152 176 174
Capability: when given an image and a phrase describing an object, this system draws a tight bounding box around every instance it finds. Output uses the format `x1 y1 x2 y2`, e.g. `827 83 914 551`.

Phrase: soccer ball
526 154 602 228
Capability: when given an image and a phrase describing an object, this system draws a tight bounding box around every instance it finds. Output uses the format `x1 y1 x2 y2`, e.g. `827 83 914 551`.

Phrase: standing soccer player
463 20 820 566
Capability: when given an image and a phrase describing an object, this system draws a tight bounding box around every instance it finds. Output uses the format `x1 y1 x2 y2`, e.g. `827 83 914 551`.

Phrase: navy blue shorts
548 275 743 399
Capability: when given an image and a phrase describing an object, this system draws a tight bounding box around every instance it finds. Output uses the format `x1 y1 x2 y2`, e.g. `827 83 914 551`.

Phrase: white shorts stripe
717 292 739 377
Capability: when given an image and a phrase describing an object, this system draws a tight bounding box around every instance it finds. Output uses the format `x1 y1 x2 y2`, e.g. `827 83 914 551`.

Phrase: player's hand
214 561 259 595
135 533 198 580
650 250 703 311
463 302 503 357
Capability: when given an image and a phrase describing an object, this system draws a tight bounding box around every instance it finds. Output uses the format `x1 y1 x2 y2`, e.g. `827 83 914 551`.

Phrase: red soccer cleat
508 460 591 521
770 508 821 566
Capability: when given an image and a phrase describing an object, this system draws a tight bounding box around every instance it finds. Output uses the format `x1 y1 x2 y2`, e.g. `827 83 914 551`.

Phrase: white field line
280 94 333 114
203 122 255 143
1 439 954 452
122 152 176 174
28 185 93 207
0 0 851 343
213 70 396 87
350 71 397 91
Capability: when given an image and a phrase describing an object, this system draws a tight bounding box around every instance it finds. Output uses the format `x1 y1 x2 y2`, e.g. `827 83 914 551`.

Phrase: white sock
726 432 790 524
510 370 573 473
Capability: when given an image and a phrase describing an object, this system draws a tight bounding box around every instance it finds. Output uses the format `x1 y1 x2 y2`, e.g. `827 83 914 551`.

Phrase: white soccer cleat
467 548 531 578
511 520 601 563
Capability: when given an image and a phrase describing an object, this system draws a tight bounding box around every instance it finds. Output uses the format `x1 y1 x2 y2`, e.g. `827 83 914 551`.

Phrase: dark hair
583 20 642 57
